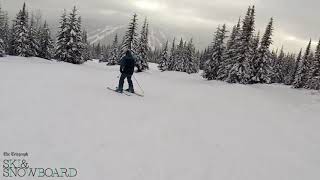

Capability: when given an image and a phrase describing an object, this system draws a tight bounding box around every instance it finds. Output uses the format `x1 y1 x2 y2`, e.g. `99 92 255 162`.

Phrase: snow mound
1 56 320 180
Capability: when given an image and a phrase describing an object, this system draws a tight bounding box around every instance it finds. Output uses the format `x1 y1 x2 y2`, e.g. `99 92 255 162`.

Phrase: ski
107 87 131 96
125 90 144 97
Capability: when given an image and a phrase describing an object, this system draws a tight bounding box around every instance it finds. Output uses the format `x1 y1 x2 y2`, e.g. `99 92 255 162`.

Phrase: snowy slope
1 56 320 180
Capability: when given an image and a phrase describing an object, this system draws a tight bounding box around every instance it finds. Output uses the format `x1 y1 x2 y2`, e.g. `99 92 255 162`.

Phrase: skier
116 50 136 93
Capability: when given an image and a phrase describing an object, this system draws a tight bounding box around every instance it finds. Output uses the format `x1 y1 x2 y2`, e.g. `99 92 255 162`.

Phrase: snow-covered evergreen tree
158 40 169 71
136 18 150 72
2 14 9 53
278 48 286 82
199 48 208 70
39 21 54 60
27 14 40 57
228 6 256 84
249 31 260 62
174 38 186 72
0 5 5 56
185 39 199 74
251 18 274 83
55 10 68 61
285 50 302 85
82 30 91 61
0 38 4 56
54 7 84 64
12 3 30 57
148 47 161 63
101 45 108 62
107 34 120 65
94 43 103 60
271 47 285 83
0 5 9 54
203 25 227 80
65 7 84 64
121 14 139 58
283 53 297 85
293 40 312 88
168 38 176 71
290 50 302 85
305 40 320 90
218 19 241 81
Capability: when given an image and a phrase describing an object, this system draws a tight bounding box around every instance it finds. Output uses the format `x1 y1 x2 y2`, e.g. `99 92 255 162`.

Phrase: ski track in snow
87 25 168 50
88 25 124 44
0 56 320 180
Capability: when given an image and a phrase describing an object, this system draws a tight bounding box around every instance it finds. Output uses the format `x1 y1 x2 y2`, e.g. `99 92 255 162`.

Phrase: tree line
0 3 88 62
0 2 201 74
1 3 319 90
0 3 55 59
155 6 320 90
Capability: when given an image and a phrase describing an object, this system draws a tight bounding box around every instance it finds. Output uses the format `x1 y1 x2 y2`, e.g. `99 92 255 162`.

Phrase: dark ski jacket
120 51 135 75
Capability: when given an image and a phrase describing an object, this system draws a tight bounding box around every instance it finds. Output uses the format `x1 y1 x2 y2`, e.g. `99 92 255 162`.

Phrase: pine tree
0 4 5 56
12 3 30 57
2 13 9 53
289 50 302 85
158 40 169 71
305 40 320 90
195 49 201 71
272 47 285 83
203 25 227 80
293 40 312 88
278 47 286 82
136 18 150 72
174 38 186 71
65 7 84 64
218 19 241 81
39 21 54 60
0 5 9 54
95 43 102 60
8 23 14 55
306 51 315 76
107 34 120 65
27 14 40 57
199 48 208 70
55 10 68 61
0 38 4 56
168 38 176 71
228 6 256 84
121 14 139 57
100 45 107 62
283 53 297 85
249 32 260 61
252 18 274 83
98 44 105 62
185 39 199 74
82 30 91 61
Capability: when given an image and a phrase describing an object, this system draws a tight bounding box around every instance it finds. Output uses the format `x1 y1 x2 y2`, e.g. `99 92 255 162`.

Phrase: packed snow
1 56 320 180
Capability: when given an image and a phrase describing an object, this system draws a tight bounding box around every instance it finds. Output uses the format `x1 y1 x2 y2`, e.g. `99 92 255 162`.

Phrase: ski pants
118 73 134 91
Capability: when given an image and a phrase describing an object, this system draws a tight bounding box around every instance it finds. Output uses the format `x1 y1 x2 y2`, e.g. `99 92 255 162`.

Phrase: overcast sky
1 0 319 52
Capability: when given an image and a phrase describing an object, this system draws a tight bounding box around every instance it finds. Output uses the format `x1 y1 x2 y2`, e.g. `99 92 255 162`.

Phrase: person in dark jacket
116 50 136 93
